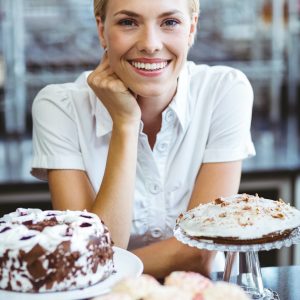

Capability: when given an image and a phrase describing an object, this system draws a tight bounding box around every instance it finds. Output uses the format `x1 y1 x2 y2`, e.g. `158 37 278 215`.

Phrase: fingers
95 50 110 72
88 51 112 86
87 49 130 96
87 60 123 94
128 88 138 99
101 49 108 64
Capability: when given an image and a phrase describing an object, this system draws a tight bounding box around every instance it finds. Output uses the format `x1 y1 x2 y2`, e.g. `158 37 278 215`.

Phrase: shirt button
165 110 175 123
151 228 163 238
148 182 162 194
157 142 169 153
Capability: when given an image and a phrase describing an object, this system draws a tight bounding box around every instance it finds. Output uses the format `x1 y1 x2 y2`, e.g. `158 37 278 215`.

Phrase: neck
137 82 177 149
137 79 177 120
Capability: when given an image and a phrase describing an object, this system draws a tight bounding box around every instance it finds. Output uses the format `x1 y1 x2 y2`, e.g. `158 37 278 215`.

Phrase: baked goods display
0 208 114 292
92 272 249 300
177 194 300 244
111 274 161 299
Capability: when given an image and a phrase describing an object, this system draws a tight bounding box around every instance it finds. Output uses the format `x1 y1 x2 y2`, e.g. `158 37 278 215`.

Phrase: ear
96 16 107 49
188 13 198 47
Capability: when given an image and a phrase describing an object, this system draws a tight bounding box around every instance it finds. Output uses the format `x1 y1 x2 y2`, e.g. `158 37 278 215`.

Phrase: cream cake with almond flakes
177 194 300 244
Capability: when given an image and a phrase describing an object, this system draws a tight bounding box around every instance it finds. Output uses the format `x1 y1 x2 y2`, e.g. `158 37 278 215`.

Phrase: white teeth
131 61 168 71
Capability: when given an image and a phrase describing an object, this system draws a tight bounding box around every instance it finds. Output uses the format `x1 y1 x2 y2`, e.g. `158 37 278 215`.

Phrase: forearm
91 124 139 248
132 237 215 279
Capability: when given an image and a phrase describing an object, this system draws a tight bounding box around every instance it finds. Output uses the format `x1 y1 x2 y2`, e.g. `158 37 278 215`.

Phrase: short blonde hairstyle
94 0 200 21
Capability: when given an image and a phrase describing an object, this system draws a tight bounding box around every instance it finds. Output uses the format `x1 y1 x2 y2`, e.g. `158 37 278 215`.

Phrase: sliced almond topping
242 205 252 210
203 217 214 223
272 213 285 219
219 213 226 218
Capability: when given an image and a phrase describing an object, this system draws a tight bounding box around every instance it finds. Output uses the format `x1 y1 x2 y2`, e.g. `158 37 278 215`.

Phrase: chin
136 90 166 99
131 84 169 99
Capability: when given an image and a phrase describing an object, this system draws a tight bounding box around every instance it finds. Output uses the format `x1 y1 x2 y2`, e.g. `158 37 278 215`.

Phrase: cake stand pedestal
174 226 300 300
223 251 279 299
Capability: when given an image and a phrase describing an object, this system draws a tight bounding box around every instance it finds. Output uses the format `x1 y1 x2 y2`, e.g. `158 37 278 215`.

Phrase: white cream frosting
178 194 300 240
0 208 114 292
0 208 107 254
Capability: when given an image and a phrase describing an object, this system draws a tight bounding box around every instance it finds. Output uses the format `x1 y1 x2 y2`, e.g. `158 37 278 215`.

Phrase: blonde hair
94 0 200 21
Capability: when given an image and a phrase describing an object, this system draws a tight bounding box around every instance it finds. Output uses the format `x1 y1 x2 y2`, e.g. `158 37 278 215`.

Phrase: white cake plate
0 247 143 300
174 225 300 300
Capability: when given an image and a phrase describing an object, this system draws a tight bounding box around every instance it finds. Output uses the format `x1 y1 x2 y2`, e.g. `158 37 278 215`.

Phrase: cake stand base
241 287 280 300
223 251 279 300
174 225 300 300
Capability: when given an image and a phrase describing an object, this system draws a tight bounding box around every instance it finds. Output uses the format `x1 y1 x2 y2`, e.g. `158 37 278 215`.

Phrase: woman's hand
87 52 141 127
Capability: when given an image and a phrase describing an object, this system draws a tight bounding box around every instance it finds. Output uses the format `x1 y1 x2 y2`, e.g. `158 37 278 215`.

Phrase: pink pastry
143 285 192 300
112 275 160 299
164 271 212 298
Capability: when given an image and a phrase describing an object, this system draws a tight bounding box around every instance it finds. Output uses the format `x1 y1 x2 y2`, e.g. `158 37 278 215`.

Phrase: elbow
175 244 216 277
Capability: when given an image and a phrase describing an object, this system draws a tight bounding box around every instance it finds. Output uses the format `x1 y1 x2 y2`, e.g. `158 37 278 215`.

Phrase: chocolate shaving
80 222 92 228
20 235 35 241
22 218 59 232
80 215 93 219
0 227 11 233
46 213 57 217
214 198 224 205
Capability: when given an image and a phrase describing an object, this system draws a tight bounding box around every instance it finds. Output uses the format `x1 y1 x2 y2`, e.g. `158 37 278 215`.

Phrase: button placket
165 110 175 124
151 227 163 238
157 141 169 153
147 182 162 195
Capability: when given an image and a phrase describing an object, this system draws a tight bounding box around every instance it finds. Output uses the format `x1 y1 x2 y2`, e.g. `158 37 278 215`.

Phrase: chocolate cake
177 194 300 244
0 208 114 292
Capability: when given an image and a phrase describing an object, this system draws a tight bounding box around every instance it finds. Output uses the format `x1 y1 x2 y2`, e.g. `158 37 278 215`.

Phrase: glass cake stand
174 225 300 300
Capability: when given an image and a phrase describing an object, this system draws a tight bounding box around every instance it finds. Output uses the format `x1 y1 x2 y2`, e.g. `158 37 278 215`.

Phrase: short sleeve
31 85 85 181
203 69 256 163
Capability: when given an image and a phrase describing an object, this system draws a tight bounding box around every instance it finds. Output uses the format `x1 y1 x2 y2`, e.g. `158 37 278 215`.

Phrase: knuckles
88 71 125 94
87 72 101 89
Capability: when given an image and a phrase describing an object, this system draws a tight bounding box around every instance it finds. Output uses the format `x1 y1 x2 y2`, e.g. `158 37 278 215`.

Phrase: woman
31 0 255 278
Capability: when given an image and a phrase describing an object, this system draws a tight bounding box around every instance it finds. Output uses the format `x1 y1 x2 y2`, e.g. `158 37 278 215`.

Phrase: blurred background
0 0 299 267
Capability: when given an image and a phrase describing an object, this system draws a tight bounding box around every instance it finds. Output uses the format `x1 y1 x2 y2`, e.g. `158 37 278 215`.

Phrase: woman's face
97 0 197 99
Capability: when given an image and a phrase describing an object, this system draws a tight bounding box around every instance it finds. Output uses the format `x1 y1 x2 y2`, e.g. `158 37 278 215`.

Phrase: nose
136 25 162 54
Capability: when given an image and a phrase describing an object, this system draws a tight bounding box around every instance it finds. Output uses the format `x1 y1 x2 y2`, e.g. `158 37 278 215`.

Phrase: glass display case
0 0 299 267
0 0 299 175
1 0 299 139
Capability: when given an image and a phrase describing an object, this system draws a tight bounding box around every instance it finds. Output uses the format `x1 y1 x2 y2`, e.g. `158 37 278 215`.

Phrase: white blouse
31 61 255 270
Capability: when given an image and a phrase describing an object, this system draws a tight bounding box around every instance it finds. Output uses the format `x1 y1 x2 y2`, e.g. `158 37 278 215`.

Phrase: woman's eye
163 19 180 27
118 19 136 27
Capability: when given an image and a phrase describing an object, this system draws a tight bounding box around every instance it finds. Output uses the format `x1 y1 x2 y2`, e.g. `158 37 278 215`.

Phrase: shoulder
186 62 253 104
34 71 91 103
32 71 92 117
187 61 251 87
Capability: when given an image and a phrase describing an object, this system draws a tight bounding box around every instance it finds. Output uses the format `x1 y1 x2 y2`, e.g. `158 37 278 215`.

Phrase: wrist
112 118 141 134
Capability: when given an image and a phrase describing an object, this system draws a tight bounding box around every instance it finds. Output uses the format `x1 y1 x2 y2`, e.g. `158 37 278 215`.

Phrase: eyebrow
113 9 183 18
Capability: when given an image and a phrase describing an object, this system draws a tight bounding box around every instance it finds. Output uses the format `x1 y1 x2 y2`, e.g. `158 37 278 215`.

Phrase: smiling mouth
129 60 170 71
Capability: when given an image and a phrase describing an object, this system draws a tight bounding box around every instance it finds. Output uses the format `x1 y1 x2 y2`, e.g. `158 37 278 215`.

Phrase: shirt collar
168 63 191 131
84 63 191 138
